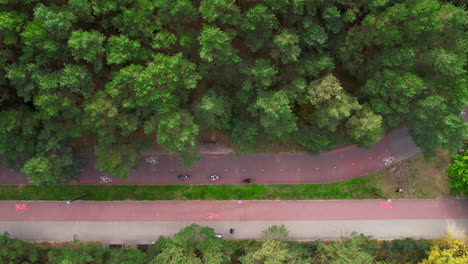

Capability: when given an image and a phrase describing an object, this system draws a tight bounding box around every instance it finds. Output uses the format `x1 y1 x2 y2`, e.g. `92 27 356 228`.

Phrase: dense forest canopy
0 0 466 184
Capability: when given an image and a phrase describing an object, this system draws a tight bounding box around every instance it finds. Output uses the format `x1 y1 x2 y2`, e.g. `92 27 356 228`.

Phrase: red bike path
0 128 421 185
2 200 467 222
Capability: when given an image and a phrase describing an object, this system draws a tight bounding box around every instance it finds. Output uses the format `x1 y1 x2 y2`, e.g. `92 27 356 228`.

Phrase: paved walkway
0 128 420 185
1 200 467 242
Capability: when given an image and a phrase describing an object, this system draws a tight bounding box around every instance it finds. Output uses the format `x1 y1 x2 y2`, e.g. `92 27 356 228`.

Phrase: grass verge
0 176 381 201
0 152 455 201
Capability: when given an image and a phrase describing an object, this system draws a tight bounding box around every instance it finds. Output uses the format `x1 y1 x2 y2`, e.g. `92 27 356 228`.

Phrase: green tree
20 146 80 185
106 35 143 65
307 74 361 132
33 3 77 36
322 6 343 34
240 240 293 264
105 247 147 264
0 232 39 264
67 0 94 23
153 224 234 264
195 90 232 130
379 238 429 263
68 30 105 63
346 106 385 148
307 74 343 106
155 111 199 153
446 148 468 196
240 4 278 52
198 25 240 65
300 18 328 49
407 96 468 159
262 0 291 13
315 92 361 132
83 91 121 145
152 31 177 50
48 239 107 264
255 90 298 140
0 110 38 169
364 70 426 117
0 10 26 45
297 53 335 79
154 0 198 27
111 0 160 38
261 224 289 241
272 29 301 64
314 233 378 264
94 142 142 178
232 119 260 155
294 125 344 155
19 20 66 65
199 0 240 26
245 59 278 89
419 233 468 264
153 245 201 264
361 0 443 46
134 54 200 114
58 64 94 98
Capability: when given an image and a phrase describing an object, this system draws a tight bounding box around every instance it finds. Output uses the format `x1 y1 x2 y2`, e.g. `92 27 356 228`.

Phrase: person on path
210 175 220 181
243 178 252 183
229 228 235 234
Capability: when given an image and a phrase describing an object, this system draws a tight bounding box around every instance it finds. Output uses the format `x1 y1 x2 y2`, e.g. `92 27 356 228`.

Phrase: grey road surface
1 199 467 244
2 219 467 245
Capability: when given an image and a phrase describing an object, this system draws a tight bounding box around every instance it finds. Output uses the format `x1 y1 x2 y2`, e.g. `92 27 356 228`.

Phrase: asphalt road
0 127 418 185
1 199 467 243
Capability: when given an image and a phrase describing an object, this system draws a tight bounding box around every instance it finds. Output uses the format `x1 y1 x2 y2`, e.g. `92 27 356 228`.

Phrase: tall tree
153 224 235 264
0 232 39 264
314 233 379 264
198 25 240 65
271 29 301 64
195 90 232 130
255 90 298 140
240 4 278 52
446 147 468 196
346 106 385 148
199 0 241 26
407 96 467 159
240 240 293 264
106 35 144 65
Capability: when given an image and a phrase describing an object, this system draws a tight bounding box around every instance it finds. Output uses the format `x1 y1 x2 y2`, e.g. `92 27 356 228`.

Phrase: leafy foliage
240 4 278 51
446 147 468 196
346 106 385 148
0 0 466 183
68 30 105 63
261 224 289 241
199 0 240 25
420 233 468 264
0 232 39 264
1 229 465 263
314 233 379 264
198 25 240 65
154 224 235 264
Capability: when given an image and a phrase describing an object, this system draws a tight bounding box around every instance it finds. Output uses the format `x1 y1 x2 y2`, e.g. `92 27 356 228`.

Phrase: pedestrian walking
229 228 235 234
